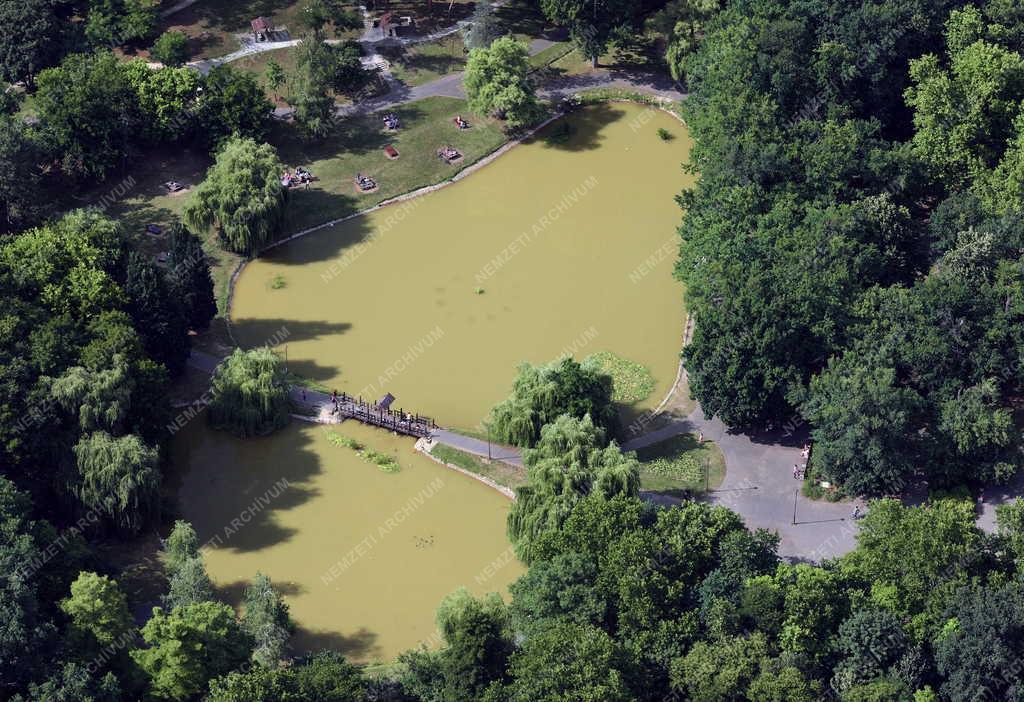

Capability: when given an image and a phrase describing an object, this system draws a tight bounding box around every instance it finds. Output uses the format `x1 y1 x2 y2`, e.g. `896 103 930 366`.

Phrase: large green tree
0 116 49 235
183 137 289 255
35 51 135 179
166 225 217 331
60 571 135 653
124 251 190 376
491 356 616 447
207 651 367 701
0 0 73 85
206 347 291 437
71 430 160 534
242 573 293 667
132 601 253 701
464 37 540 130
196 66 273 150
508 414 639 561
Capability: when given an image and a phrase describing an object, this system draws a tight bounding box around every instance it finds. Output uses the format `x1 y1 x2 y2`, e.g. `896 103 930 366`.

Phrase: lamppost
486 424 492 462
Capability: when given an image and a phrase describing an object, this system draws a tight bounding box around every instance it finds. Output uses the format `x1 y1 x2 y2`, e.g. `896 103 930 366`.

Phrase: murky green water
232 103 694 432
173 104 691 661
170 419 522 662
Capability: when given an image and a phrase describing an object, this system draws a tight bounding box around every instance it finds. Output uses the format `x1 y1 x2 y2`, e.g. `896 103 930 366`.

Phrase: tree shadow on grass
273 104 427 163
184 0 296 34
398 52 465 80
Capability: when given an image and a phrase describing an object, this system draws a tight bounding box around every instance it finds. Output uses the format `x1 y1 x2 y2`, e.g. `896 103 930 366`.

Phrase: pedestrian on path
852 505 861 520
698 431 704 444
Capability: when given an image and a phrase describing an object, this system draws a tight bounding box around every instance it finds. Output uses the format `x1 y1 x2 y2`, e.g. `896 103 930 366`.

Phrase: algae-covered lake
170 419 522 662
174 103 692 661
231 102 694 432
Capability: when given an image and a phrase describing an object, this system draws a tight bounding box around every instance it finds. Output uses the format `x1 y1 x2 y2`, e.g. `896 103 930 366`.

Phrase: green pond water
172 103 693 662
231 102 694 432
170 419 522 662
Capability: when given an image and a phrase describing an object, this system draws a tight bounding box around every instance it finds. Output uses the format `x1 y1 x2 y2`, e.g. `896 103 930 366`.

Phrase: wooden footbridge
326 391 436 438
186 350 437 438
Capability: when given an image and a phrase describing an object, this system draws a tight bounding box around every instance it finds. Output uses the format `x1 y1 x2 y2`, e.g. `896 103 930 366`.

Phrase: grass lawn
97 96 508 313
430 443 527 491
635 432 726 496
267 95 507 233
546 33 668 79
528 41 574 69
382 34 467 87
155 0 312 61
230 46 301 104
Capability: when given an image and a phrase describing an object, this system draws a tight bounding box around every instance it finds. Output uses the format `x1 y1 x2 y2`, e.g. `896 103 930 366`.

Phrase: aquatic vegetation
584 351 655 403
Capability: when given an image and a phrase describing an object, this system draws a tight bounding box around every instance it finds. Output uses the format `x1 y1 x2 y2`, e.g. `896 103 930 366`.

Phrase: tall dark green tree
0 0 73 85
197 66 273 151
167 225 217 330
242 573 293 667
124 251 190 377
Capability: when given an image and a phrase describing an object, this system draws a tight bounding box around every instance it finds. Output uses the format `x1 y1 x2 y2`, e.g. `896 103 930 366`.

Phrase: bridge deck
329 392 436 438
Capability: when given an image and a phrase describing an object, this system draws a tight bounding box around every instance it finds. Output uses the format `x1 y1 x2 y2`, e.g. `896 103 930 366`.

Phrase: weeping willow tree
72 431 161 534
49 356 134 433
207 347 291 438
508 414 639 562
491 356 616 448
183 137 289 256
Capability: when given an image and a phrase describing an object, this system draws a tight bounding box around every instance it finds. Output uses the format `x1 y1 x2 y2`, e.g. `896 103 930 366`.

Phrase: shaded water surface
170 419 522 662
232 103 694 431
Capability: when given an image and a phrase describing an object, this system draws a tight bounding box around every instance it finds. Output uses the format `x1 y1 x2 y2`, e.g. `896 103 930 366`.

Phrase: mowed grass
98 96 508 312
382 35 467 87
230 46 301 103
156 0 314 61
635 433 726 496
430 443 527 491
269 96 507 232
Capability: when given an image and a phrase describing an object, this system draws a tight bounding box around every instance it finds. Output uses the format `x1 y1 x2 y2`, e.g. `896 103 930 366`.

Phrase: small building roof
251 17 271 32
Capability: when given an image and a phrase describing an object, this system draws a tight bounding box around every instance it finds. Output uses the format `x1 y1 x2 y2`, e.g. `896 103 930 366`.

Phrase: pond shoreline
223 96 685 334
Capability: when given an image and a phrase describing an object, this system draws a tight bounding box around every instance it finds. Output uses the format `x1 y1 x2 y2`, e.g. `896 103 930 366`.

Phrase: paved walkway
622 408 858 561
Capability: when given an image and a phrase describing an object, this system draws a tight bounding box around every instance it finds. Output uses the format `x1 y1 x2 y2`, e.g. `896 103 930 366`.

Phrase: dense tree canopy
508 414 640 561
675 0 1024 495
